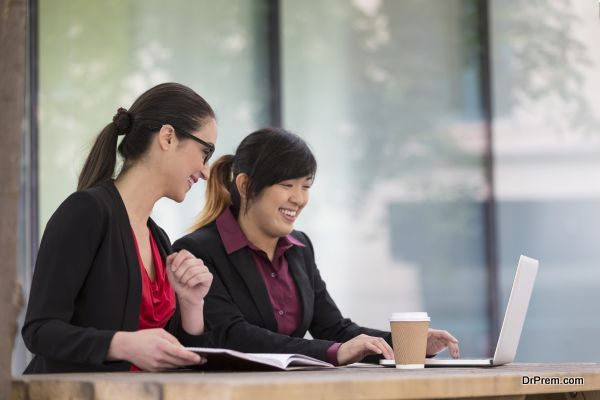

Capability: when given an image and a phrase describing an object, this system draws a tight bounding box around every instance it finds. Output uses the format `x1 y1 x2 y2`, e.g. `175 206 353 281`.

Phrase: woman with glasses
173 128 460 366
22 83 217 373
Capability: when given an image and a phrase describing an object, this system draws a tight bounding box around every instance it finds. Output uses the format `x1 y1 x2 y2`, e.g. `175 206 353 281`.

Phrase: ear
157 124 175 151
235 173 249 199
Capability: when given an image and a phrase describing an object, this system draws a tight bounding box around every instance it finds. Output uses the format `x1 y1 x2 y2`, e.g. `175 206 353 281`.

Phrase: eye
280 183 293 188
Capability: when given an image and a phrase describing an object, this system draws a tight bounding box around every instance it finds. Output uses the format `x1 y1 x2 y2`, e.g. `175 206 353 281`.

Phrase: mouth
279 208 298 222
187 175 198 189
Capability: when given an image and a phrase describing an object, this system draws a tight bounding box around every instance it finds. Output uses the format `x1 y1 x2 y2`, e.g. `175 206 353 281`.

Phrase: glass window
282 0 490 357
491 0 600 361
38 0 270 239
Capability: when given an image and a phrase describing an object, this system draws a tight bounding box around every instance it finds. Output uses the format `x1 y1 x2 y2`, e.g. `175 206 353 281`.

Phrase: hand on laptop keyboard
426 329 460 358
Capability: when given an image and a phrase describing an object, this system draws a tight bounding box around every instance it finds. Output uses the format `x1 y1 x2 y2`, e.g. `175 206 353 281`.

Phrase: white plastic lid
389 312 430 322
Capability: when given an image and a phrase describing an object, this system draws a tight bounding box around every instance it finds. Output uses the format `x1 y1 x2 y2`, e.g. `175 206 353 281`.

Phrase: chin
166 190 186 203
278 225 295 237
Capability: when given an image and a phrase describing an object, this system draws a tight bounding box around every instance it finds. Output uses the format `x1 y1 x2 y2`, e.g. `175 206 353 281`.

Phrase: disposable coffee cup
389 312 430 369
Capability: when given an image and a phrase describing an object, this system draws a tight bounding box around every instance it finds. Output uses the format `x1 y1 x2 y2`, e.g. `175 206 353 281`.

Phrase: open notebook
186 347 334 371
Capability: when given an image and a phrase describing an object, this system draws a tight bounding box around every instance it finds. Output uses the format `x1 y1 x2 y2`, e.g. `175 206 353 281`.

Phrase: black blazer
22 180 211 374
173 222 391 363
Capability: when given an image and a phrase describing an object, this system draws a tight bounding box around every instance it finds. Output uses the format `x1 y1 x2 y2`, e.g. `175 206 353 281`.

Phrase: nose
199 162 210 181
289 186 305 205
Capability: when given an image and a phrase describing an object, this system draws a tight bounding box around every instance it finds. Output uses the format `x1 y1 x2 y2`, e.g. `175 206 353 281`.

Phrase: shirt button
271 272 277 278
278 310 284 316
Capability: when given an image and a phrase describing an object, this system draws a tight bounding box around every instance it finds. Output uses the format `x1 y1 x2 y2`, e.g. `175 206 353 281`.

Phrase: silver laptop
381 255 539 367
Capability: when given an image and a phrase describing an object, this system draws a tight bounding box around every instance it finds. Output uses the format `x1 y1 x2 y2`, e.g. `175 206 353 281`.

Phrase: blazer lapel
227 248 278 332
148 220 172 259
286 247 314 337
106 180 142 331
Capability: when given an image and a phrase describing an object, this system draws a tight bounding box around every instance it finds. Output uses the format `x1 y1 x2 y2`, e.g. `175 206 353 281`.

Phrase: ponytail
77 123 118 191
77 108 131 191
190 155 235 230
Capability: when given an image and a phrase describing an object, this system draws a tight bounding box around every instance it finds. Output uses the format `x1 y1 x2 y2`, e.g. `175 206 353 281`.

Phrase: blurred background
14 0 600 373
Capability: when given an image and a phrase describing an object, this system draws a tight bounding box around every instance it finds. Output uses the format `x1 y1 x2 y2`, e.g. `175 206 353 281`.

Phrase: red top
130 228 176 371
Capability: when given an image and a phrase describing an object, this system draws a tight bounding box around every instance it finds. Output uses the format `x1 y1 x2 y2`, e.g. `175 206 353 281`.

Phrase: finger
162 341 203 364
160 351 202 368
364 340 383 355
178 261 209 284
178 266 199 286
378 338 395 360
447 341 460 359
173 259 196 281
169 251 185 272
369 339 389 357
166 253 177 270
440 330 459 343
170 250 195 272
430 329 459 344
427 336 446 351
176 256 205 279
176 249 196 260
183 270 213 288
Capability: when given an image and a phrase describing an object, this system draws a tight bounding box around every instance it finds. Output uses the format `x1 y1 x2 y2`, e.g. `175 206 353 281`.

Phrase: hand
426 328 460 358
337 334 395 365
166 250 213 306
107 328 206 371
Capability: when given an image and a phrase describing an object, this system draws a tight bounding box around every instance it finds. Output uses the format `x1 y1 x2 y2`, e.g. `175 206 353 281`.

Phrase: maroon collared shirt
215 207 342 364
216 207 304 335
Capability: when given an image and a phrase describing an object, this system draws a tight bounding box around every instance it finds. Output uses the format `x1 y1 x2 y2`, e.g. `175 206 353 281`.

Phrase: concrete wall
0 0 26 397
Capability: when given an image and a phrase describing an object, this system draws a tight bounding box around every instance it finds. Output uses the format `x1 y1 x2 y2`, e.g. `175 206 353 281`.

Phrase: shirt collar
215 207 305 255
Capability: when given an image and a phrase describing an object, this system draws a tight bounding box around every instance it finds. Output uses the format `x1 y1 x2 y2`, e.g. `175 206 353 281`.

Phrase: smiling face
243 176 313 239
164 118 218 202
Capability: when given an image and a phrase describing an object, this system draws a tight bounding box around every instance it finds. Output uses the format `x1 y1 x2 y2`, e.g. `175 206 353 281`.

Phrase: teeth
279 208 297 217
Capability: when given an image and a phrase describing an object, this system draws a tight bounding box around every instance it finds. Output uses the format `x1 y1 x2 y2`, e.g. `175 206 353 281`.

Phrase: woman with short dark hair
174 128 460 365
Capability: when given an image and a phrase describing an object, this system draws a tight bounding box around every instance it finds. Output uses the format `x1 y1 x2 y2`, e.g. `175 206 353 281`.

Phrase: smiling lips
279 208 298 222
187 175 198 189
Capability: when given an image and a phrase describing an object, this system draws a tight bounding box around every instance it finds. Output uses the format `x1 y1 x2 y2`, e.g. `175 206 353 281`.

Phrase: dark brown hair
77 82 215 191
191 128 317 230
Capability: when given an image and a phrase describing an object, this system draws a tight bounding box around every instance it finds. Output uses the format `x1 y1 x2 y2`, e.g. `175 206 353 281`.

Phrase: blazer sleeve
174 236 336 362
299 232 393 348
22 191 116 367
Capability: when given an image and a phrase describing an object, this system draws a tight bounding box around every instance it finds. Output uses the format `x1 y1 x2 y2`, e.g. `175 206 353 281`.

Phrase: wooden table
12 363 600 400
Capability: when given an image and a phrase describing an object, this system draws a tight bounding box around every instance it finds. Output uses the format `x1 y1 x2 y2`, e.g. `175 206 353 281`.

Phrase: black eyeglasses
175 128 215 164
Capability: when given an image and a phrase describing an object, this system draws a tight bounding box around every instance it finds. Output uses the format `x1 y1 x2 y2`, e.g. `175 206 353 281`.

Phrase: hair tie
112 107 132 136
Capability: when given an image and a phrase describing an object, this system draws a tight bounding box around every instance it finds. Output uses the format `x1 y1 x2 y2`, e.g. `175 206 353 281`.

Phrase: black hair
78 82 215 191
192 127 317 229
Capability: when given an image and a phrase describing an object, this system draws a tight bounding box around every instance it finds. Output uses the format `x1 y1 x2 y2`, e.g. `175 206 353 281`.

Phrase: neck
114 163 162 229
238 211 278 260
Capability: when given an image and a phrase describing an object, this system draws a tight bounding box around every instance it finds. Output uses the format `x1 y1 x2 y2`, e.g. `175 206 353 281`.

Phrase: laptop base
425 358 494 367
379 358 495 368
